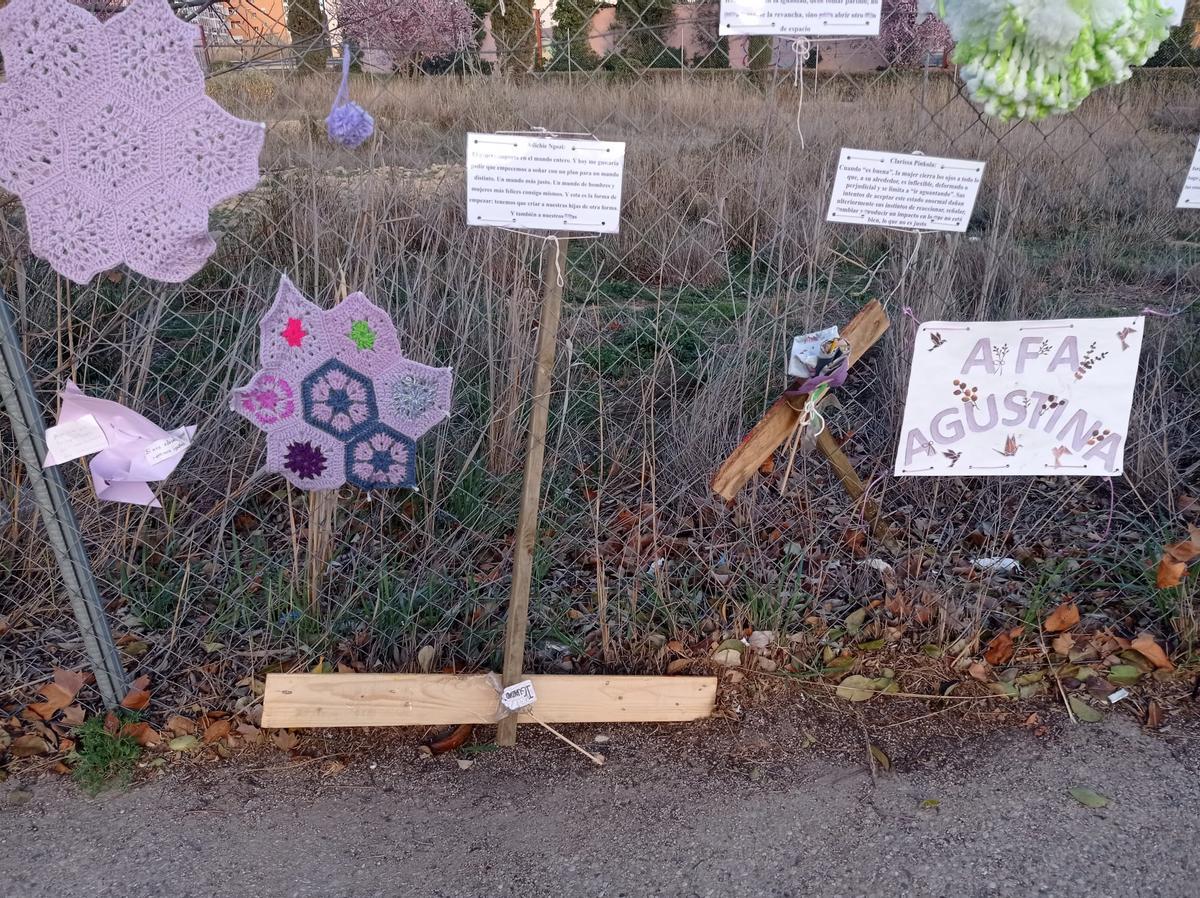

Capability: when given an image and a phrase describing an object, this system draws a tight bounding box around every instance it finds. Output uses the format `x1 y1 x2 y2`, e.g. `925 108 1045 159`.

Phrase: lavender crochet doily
0 0 265 284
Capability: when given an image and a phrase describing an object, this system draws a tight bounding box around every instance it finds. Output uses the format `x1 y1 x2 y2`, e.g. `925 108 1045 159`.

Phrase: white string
790 37 812 149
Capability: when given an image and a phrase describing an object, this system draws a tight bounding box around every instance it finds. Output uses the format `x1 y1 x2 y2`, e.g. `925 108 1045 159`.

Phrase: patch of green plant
72 713 142 796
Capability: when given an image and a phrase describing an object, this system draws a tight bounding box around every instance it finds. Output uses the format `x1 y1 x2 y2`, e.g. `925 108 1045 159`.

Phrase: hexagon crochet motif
230 277 454 492
0 0 265 284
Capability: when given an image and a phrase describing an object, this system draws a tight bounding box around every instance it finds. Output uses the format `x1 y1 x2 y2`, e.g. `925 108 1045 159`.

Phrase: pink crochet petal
105 0 205 115
118 191 215 284
258 277 332 375
0 0 263 285
168 97 266 206
67 99 160 202
0 0 105 109
0 83 69 195
24 187 121 285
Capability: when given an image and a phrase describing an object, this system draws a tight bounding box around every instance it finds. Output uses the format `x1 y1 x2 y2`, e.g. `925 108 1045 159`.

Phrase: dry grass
2 68 1198 709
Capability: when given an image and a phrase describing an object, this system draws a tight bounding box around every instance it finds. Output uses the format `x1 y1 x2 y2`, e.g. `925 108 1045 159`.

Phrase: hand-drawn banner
894 317 1144 478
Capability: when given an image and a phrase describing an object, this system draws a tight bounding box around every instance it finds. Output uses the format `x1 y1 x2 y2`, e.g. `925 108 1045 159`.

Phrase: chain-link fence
1 0 1198 713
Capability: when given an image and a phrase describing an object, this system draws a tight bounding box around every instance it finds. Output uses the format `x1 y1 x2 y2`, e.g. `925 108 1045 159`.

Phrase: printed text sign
1179 137 1200 210
467 133 626 234
828 149 985 232
895 317 1144 478
719 0 881 35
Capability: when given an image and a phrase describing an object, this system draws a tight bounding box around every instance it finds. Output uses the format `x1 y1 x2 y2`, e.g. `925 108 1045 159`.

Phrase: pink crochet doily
0 0 265 284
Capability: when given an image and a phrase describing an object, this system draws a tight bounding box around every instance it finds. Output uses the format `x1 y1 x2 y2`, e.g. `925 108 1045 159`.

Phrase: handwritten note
827 148 985 233
719 0 881 36
43 414 109 465
501 680 537 712
1179 137 1200 209
144 431 191 466
467 133 626 234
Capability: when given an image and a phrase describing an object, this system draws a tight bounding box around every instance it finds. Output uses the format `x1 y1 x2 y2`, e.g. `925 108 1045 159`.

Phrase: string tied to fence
790 37 812 148
326 44 374 148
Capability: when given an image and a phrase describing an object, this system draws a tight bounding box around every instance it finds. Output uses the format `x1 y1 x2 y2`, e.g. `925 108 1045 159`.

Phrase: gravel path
3 714 1198 898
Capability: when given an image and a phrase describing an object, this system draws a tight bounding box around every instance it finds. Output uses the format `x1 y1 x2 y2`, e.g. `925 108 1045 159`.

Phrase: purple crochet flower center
284 440 327 481
0 0 264 284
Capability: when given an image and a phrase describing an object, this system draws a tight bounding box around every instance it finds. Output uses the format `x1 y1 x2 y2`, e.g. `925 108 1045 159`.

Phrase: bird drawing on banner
994 435 1020 457
1051 445 1072 467
943 449 962 467
1116 326 1136 351
929 332 947 351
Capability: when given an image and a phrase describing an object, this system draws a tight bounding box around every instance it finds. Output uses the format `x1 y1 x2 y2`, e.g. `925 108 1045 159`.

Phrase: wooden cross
711 300 895 545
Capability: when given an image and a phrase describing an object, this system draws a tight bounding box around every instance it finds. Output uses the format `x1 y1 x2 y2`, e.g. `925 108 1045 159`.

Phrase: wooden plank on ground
262 674 719 729
710 299 890 501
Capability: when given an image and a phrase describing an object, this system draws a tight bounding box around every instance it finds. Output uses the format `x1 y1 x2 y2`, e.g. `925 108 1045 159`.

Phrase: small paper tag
44 414 109 465
144 432 191 465
501 680 537 712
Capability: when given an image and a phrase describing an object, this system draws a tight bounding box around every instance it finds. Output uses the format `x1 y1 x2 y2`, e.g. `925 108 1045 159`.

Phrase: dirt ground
3 693 1199 898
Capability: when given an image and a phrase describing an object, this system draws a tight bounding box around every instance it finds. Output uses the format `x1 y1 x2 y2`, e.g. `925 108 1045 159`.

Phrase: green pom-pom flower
922 0 1174 120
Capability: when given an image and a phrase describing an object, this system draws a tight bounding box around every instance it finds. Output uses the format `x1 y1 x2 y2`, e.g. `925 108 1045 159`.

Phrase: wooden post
498 236 569 747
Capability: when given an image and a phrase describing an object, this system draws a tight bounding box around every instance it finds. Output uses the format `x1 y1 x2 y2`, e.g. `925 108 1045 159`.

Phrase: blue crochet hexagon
344 424 417 491
301 359 378 441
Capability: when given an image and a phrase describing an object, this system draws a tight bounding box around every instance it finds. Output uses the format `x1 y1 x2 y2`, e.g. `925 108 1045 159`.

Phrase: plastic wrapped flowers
920 0 1174 120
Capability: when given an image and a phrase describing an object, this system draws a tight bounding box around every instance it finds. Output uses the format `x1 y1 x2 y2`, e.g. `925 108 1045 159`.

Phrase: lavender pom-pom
327 102 375 148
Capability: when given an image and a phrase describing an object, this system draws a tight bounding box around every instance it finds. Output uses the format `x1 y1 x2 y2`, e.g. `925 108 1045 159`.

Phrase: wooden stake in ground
498 237 570 747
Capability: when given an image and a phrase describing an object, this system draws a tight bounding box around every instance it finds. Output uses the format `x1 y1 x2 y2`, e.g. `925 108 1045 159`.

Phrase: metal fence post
0 287 129 708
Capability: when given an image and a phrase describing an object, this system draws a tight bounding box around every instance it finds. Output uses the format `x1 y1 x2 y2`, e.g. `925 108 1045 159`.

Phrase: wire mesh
1 0 1197 712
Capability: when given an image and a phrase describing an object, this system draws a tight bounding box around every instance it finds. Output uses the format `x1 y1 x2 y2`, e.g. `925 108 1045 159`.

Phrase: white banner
895 317 1145 478
719 0 882 36
466 133 625 234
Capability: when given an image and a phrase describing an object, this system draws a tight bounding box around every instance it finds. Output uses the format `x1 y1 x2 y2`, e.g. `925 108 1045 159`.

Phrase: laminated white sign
827 149 985 233
719 0 882 35
1179 137 1200 209
895 317 1144 478
467 133 626 234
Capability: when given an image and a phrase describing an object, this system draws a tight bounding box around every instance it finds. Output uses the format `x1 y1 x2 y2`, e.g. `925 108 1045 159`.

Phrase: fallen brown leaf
1146 700 1164 729
28 669 87 720
1051 633 1074 656
1044 602 1080 634
984 631 1015 666
1157 557 1187 589
10 734 51 758
203 719 232 744
1131 634 1174 672
968 661 991 682
166 715 196 736
120 722 161 747
120 675 151 711
424 723 474 756
272 730 299 752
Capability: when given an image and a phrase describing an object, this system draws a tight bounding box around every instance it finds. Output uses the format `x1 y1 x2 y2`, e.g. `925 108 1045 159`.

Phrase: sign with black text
719 0 881 35
467 133 625 234
827 149 985 232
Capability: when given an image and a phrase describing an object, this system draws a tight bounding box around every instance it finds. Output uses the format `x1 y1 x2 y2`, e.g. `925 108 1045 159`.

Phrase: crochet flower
0 0 264 284
346 426 417 491
303 361 377 439
921 0 1172 120
231 277 453 492
233 372 296 429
